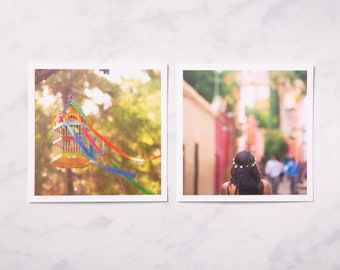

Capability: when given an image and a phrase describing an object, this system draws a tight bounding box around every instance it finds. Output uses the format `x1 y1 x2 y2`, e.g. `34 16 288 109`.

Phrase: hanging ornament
48 70 160 195
50 101 94 169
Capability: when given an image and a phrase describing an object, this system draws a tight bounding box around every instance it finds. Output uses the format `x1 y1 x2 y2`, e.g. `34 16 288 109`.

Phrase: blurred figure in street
286 157 301 194
265 155 284 194
221 150 272 195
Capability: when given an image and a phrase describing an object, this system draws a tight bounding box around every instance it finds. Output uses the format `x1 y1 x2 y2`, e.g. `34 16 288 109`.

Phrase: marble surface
1 0 340 269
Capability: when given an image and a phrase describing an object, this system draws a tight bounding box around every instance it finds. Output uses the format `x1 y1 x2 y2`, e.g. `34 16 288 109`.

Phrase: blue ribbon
63 97 72 115
64 121 136 179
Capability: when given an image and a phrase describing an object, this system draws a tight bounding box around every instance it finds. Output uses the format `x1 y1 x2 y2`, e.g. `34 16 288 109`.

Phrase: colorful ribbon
64 121 136 180
70 100 161 162
64 99 157 195
81 124 152 195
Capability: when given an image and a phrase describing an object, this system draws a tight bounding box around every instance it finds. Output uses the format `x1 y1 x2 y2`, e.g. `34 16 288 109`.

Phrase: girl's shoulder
221 181 236 195
261 179 272 195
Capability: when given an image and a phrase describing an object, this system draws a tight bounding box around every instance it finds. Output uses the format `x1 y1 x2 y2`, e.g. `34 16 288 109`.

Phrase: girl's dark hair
230 150 264 195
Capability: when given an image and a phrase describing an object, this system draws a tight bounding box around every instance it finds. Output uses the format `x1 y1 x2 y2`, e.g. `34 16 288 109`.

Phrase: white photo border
28 63 168 202
176 63 314 202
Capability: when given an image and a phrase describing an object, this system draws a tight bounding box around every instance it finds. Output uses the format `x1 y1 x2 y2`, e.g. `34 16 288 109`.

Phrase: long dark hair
230 150 264 195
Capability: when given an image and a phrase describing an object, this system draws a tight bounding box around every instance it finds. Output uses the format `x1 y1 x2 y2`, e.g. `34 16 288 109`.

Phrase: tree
246 108 269 129
183 70 239 106
268 88 280 129
263 130 288 163
34 69 162 196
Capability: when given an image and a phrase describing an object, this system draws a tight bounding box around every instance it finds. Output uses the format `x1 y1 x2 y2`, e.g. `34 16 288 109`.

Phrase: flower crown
233 158 256 169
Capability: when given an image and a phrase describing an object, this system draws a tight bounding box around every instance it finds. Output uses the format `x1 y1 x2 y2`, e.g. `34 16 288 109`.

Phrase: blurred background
34 68 162 196
182 69 308 195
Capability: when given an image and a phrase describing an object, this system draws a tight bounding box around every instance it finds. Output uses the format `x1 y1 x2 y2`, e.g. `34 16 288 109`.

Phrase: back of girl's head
231 150 263 194
234 150 255 167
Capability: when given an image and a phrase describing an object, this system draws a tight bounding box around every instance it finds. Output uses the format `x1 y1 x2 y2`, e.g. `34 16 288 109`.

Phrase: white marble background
1 0 339 269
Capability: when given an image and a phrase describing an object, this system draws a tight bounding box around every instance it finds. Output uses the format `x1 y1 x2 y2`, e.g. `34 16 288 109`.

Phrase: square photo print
177 64 314 202
28 63 167 202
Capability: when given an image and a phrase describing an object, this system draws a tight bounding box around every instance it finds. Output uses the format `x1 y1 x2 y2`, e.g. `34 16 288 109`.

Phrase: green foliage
246 108 269 128
269 88 280 129
183 70 239 109
34 69 162 196
292 70 307 86
183 70 215 102
268 70 308 130
269 70 307 92
263 129 288 163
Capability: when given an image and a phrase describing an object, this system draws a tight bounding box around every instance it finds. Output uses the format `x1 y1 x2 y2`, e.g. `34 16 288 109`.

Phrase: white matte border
28 63 168 202
176 63 314 202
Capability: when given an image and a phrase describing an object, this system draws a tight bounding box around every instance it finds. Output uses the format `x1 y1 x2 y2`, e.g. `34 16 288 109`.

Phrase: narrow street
277 176 307 195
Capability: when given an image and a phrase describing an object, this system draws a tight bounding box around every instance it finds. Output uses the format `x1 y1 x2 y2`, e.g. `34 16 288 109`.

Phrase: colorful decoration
50 103 94 169
50 96 160 195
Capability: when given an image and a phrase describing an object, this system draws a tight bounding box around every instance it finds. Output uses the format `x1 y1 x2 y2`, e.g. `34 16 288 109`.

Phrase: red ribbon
86 121 161 163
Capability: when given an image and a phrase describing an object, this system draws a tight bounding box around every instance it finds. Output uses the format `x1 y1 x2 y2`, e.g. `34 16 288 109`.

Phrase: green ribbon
71 100 153 195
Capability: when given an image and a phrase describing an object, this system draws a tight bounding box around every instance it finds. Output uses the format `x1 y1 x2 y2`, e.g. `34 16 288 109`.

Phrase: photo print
28 63 167 202
177 64 314 202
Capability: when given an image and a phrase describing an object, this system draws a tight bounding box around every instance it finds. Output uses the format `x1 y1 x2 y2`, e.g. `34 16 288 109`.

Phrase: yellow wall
183 81 216 195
